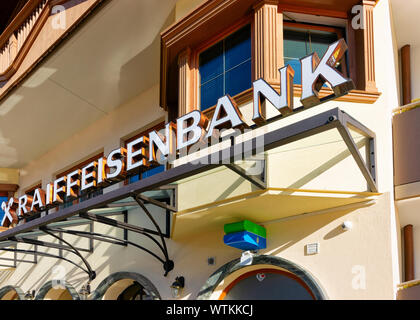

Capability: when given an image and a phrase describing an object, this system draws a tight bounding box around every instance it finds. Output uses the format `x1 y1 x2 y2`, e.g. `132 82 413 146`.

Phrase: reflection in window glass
284 26 341 84
129 165 165 184
199 24 252 111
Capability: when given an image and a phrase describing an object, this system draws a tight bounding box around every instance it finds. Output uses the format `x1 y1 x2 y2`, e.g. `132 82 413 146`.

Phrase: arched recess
0 286 25 300
197 255 327 300
35 280 80 300
91 272 161 300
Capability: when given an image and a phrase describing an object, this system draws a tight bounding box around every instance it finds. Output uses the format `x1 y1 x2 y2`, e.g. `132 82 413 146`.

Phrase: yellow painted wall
0 168 19 185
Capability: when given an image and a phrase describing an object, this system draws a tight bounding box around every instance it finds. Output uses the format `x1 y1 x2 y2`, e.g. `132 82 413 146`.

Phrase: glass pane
63 196 73 208
199 41 223 84
225 59 252 97
284 58 302 84
309 31 338 58
284 27 342 85
225 25 251 70
200 75 223 111
142 165 165 179
284 29 308 59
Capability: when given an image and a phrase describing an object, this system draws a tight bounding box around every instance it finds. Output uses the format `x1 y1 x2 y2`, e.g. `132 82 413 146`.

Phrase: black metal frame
0 107 377 278
0 244 37 268
226 162 266 189
0 199 175 277
79 205 173 276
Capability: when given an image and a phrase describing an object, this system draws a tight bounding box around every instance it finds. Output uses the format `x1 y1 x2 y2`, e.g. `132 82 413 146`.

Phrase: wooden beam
401 45 412 105
0 184 19 192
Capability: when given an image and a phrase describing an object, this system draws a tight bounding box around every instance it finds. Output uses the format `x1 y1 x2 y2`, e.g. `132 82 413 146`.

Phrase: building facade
390 0 420 300
0 0 411 300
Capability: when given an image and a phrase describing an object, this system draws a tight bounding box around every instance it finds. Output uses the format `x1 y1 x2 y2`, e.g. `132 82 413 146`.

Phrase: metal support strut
132 194 174 276
39 227 96 281
79 204 174 276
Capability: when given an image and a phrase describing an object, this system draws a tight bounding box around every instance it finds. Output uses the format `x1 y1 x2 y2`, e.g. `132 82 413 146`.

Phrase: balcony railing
0 0 47 81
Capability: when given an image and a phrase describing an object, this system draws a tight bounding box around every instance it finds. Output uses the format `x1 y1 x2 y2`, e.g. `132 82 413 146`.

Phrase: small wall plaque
306 243 319 255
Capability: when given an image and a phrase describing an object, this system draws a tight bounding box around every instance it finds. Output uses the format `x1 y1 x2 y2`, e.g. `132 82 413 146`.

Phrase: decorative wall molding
160 0 257 111
178 48 193 116
0 0 49 82
349 0 378 92
253 0 283 85
0 0 105 104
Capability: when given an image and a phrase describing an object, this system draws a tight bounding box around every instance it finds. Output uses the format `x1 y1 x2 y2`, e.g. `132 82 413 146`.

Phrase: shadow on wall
118 7 176 106
4 210 168 299
10 227 113 294
215 175 262 202
265 202 375 258
284 137 370 191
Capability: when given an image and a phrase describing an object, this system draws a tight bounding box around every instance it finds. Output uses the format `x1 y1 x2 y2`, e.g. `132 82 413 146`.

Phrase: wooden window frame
123 121 166 185
55 152 104 207
25 183 42 197
0 184 19 198
191 15 254 117
161 0 380 120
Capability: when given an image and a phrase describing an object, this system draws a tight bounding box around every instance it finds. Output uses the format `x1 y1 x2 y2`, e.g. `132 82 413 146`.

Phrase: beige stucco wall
18 84 166 192
0 0 101 99
174 0 205 21
0 0 402 300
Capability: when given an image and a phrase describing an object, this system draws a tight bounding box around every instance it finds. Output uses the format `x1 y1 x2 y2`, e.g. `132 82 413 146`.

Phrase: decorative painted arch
91 272 161 300
0 285 25 300
35 280 80 300
197 255 328 300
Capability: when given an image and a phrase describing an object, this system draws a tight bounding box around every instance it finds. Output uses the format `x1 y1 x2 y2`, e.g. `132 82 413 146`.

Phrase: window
124 122 166 185
198 24 252 111
283 23 345 85
161 1 379 120
129 165 165 184
56 153 104 210
0 192 7 223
